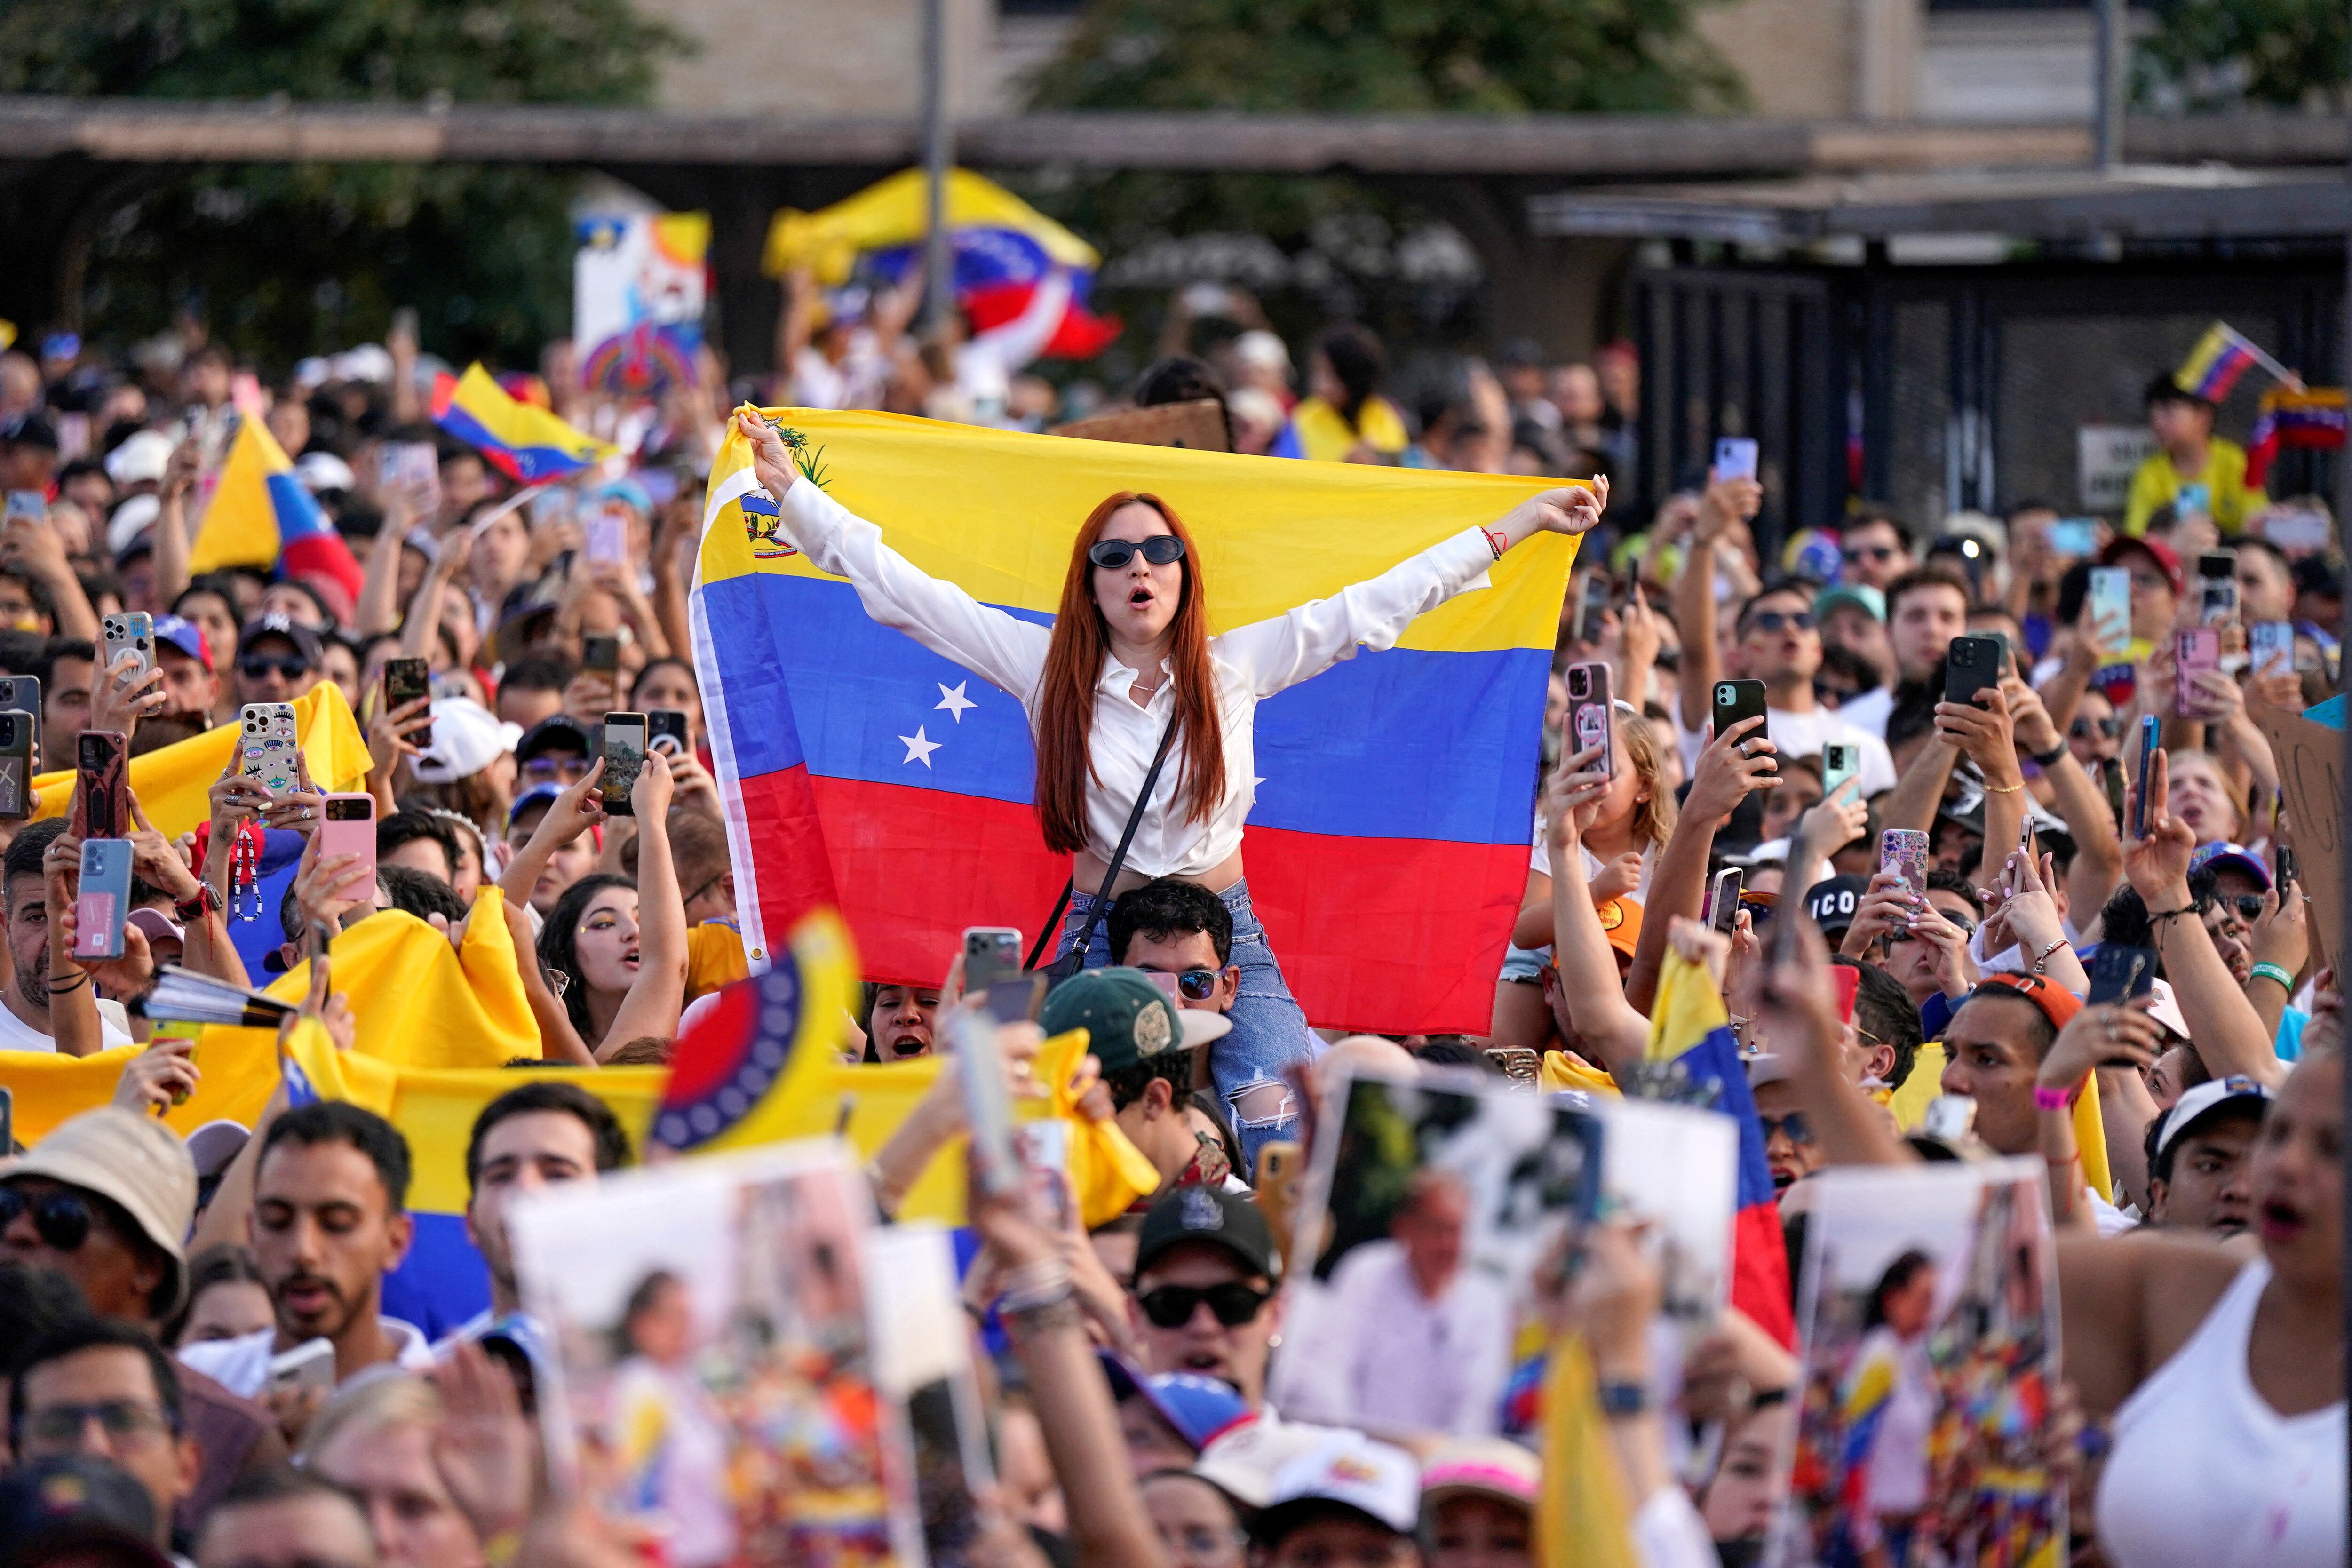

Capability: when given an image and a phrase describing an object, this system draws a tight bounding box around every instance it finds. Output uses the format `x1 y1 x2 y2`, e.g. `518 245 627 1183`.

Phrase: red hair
1034 493 1225 856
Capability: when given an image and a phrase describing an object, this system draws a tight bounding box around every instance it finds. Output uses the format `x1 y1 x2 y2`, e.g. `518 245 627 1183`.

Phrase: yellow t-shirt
685 920 749 1001
2123 438 2267 536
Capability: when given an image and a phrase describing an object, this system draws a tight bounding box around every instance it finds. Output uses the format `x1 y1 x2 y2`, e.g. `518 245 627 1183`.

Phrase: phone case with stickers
238 704 301 795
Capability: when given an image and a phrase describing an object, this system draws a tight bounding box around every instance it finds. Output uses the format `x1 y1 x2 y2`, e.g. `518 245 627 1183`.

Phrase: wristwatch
1596 1380 1651 1418
173 882 222 924
2029 740 2070 769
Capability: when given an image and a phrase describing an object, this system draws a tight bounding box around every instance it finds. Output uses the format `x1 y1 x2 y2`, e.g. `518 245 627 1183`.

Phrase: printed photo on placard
511 1143 910 1568
866 1226 996 1568
1595 1094 1737 1331
1776 1158 2063 1568
1268 1067 1602 1440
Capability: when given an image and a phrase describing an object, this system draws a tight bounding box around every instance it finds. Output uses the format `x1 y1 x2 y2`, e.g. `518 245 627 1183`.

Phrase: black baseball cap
0 411 59 452
1133 1185 1279 1283
514 714 594 766
1803 874 1868 940
236 612 322 670
0 1457 167 1568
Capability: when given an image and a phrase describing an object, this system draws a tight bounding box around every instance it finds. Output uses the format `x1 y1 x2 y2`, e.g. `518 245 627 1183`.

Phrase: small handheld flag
2174 321 2296 403
431 363 617 483
189 417 364 602
2245 386 2347 490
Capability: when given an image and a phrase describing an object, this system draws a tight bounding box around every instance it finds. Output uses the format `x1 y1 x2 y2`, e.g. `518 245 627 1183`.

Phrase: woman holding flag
735 408 1604 1153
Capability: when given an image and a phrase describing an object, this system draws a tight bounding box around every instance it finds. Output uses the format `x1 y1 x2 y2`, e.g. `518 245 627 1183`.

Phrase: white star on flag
898 726 942 768
936 681 977 722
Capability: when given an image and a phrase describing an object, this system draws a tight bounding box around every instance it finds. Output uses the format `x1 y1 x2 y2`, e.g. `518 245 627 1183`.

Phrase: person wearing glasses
1109 877 1240 1027
736 407 1606 1163
1836 509 1915 592
0 1108 288 1532
11 1318 200 1552
230 614 322 708
1748 1051 1827 1200
1126 1186 1283 1407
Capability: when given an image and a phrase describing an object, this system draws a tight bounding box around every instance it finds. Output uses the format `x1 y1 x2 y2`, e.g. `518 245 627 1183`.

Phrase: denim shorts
1056 876 1318 1170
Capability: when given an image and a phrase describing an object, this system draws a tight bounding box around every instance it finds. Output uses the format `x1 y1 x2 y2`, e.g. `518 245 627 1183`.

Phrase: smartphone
962 927 1024 995
1921 1095 1977 1145
1822 741 1861 800
0 676 43 772
1879 828 1930 899
948 1003 1021 1199
646 709 690 758
1565 662 1613 780
0 1085 12 1155
2104 756 2128 828
2200 575 2239 628
0 708 31 821
101 612 155 692
1016 1119 1073 1231
1707 867 1744 936
2276 843 2298 892
2177 482 2212 519
1944 632 2004 705
75 730 127 841
582 634 621 678
2132 715 2159 838
319 794 376 882
2085 943 2158 1008
598 711 646 816
528 486 576 533
238 703 301 795
2174 628 2219 717
1714 437 1759 482
2251 621 2296 680
2088 566 2132 653
382 441 441 509
2049 517 2098 558
585 506 629 564
4 491 45 526
72 837 132 961
1568 573 1611 646
1711 679 1771 766
382 657 432 749
266 1337 338 1397
1253 1141 1303 1266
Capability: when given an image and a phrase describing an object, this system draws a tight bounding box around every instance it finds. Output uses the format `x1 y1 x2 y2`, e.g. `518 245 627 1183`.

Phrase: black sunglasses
1748 610 1816 634
1843 545 1899 563
237 654 310 680
2071 716 2119 740
1137 1281 1269 1329
1757 1111 1814 1145
2203 892 2266 925
1168 968 1219 1001
1088 536 1186 570
0 1186 94 1251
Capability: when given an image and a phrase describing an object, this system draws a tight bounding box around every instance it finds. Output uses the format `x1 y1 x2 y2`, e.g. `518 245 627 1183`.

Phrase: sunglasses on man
1757 1111 1814 1145
1144 967 1222 1002
1137 1281 1270 1329
237 654 311 681
2071 716 2119 740
1843 545 1899 564
1088 536 1186 570
0 1185 97 1251
2202 891 2267 926
1747 610 1816 635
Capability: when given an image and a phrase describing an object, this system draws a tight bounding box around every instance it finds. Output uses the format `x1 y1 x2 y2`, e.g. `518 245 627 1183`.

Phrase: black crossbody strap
1030 714 1181 969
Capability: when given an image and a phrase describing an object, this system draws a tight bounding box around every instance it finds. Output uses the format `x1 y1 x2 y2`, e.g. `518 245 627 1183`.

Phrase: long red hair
1034 493 1226 856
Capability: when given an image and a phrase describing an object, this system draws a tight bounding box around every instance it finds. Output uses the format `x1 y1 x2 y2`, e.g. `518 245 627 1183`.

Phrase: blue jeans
1057 877 1316 1170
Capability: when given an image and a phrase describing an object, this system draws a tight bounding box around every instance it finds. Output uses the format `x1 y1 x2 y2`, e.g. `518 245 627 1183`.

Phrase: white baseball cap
1255 1432 1422 1541
1194 1417 1350 1511
411 698 524 786
104 430 176 487
2145 978 2191 1042
2153 1075 2273 1163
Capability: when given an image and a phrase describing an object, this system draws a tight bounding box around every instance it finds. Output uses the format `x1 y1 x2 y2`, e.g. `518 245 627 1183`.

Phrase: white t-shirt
1673 704 1897 797
177 1320 435 1399
1837 685 1894 740
0 998 135 1053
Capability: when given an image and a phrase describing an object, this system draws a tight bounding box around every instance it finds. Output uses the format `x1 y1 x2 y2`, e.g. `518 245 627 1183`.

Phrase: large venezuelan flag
431 363 617 483
1644 950 1796 1348
188 418 364 603
763 168 1118 360
690 410 1578 1033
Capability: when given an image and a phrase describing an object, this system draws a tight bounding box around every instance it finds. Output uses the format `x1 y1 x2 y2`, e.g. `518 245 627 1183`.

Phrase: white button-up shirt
778 482 1497 879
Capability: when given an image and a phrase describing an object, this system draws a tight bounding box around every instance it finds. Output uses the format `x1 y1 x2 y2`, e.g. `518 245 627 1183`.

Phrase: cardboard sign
2256 705 2344 967
1051 398 1230 452
2078 425 2159 511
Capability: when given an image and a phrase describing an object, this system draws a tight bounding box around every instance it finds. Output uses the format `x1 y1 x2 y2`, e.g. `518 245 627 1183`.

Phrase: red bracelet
2033 1084 2073 1112
1481 527 1508 560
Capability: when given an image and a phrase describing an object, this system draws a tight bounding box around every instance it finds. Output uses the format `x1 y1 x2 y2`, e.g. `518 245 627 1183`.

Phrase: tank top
2094 1258 2346 1568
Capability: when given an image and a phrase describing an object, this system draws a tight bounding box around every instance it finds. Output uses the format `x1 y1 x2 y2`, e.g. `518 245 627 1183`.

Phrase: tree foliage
1028 0 1742 114
2136 0 2345 110
0 0 688 368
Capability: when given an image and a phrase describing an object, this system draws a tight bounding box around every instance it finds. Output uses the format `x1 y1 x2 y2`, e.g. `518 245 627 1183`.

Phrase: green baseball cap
1039 967 1229 1074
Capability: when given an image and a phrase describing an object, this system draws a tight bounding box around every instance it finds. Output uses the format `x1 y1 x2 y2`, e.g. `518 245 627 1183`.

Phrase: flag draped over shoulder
28 682 369 838
691 409 1578 1033
189 417 364 602
1645 950 1796 1348
431 363 617 483
280 1017 667 1339
763 168 1119 359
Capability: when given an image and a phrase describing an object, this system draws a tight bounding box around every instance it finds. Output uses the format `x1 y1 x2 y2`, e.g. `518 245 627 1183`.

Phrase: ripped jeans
1057 877 1316 1170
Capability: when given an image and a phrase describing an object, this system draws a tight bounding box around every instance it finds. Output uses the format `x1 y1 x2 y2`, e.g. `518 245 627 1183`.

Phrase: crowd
0 286 2342 1568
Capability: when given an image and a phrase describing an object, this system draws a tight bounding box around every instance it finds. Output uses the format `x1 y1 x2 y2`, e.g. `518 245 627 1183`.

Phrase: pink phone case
318 794 376 880
1880 829 1930 899
2175 629 2219 717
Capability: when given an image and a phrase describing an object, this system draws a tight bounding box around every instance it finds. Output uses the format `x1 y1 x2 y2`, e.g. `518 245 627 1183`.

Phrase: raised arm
594 767 688 1059
738 409 1049 699
1220 480 1608 699
1544 753 1651 1075
1670 475 1758 736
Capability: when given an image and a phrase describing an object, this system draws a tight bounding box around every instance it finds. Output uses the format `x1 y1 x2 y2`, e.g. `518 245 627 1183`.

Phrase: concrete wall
650 0 1069 115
